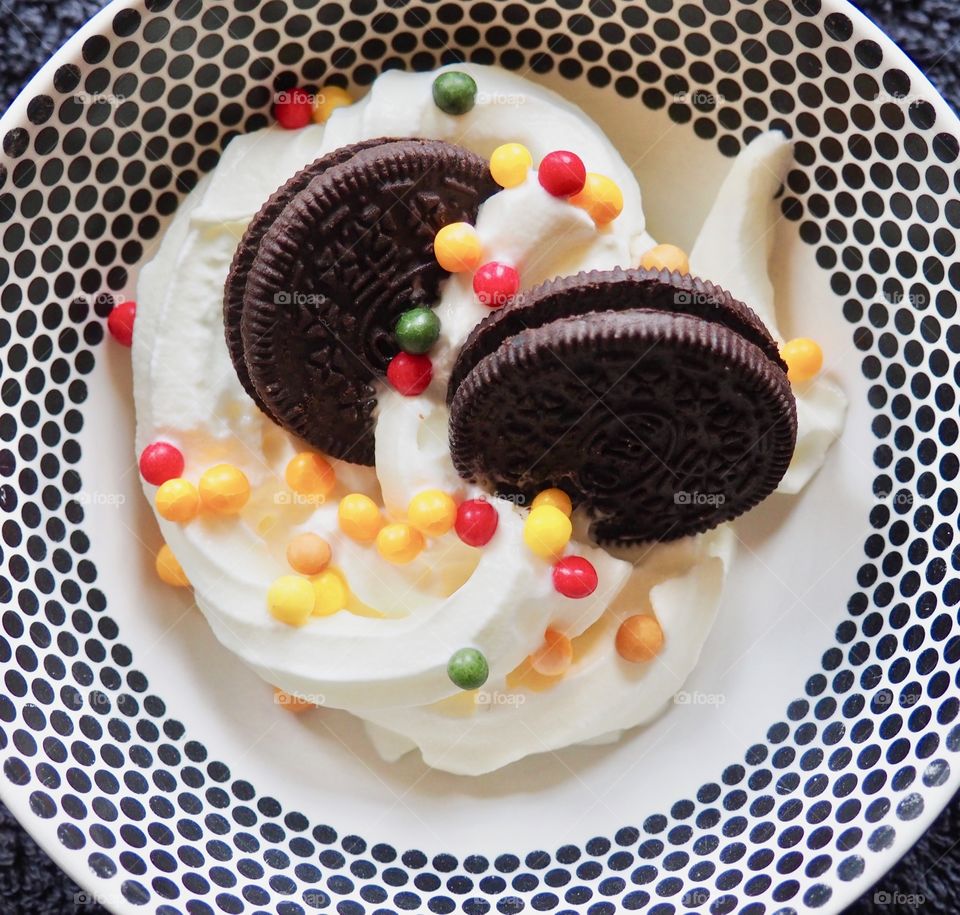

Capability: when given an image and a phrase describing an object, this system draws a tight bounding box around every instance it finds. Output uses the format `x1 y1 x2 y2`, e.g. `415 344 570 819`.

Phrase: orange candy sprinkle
529 627 573 677
615 614 664 663
286 533 332 575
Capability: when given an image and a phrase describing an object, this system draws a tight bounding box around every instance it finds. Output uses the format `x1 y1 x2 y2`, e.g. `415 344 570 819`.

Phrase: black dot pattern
1 1 959 913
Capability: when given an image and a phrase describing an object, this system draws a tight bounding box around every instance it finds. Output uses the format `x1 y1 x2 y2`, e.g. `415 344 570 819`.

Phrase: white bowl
1 1 958 913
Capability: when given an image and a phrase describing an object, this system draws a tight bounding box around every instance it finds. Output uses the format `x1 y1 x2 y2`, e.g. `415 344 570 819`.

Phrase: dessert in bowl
133 63 845 774
0 1 957 912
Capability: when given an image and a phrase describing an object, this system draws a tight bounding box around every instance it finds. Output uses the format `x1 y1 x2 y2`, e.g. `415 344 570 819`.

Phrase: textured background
0 1 958 913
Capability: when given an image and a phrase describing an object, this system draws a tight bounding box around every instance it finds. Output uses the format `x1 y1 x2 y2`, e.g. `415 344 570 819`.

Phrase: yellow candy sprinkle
199 463 250 515
155 544 190 587
337 493 382 542
285 452 336 499
523 504 572 560
781 337 823 383
311 85 353 123
286 532 331 575
490 142 533 188
434 222 482 273
376 523 425 565
312 568 349 616
155 478 199 523
407 489 457 537
531 488 573 518
570 173 624 226
267 575 315 627
639 243 690 275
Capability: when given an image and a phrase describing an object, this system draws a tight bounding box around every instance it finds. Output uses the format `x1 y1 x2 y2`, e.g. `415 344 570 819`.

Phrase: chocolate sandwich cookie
224 137 396 416
235 139 498 464
447 267 787 403
448 272 796 544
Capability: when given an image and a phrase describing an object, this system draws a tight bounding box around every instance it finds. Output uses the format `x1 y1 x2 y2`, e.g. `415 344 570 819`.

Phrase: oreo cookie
447 267 786 403
230 138 497 464
447 269 797 544
224 138 393 417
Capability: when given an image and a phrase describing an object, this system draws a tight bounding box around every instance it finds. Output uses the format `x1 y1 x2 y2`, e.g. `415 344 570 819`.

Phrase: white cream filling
133 64 844 774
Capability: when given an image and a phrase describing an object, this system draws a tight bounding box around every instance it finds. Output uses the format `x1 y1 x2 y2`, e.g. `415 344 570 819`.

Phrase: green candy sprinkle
447 647 489 691
395 307 441 355
432 71 478 116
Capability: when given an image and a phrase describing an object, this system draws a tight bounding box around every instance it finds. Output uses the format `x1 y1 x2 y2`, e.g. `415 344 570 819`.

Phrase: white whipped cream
133 64 843 774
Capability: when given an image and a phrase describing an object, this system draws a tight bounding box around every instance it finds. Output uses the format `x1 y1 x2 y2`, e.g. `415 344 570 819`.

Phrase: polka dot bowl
1 1 959 913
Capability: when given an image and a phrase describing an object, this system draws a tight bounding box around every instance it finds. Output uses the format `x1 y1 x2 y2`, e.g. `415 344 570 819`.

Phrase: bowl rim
1 0 959 913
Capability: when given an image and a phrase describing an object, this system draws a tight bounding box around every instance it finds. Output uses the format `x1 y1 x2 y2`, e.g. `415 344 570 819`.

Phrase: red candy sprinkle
455 499 499 547
552 556 598 598
274 88 313 129
473 262 520 309
538 150 587 198
107 300 136 347
387 352 432 396
139 442 185 486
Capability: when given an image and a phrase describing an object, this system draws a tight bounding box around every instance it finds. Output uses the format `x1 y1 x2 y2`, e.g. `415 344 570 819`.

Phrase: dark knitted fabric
0 2 957 913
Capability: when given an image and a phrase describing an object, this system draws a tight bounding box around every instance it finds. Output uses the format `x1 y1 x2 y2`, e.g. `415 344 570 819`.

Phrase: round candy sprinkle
781 337 823 383
552 555 598 599
523 504 572 560
286 532 331 575
454 499 498 547
531 487 572 517
337 493 382 542
387 352 432 396
274 87 313 129
473 261 520 309
638 243 689 275
616 614 664 663
155 544 189 588
570 172 624 225
408 489 457 537
395 307 441 355
139 441 184 486
538 150 587 198
199 463 250 515
268 575 315 626
312 85 352 124
434 222 483 273
432 71 478 115
313 568 349 616
285 452 336 498
447 647 489 690
107 300 136 347
490 142 532 188
155 478 199 523
530 627 573 677
376 523 425 565
273 687 316 713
